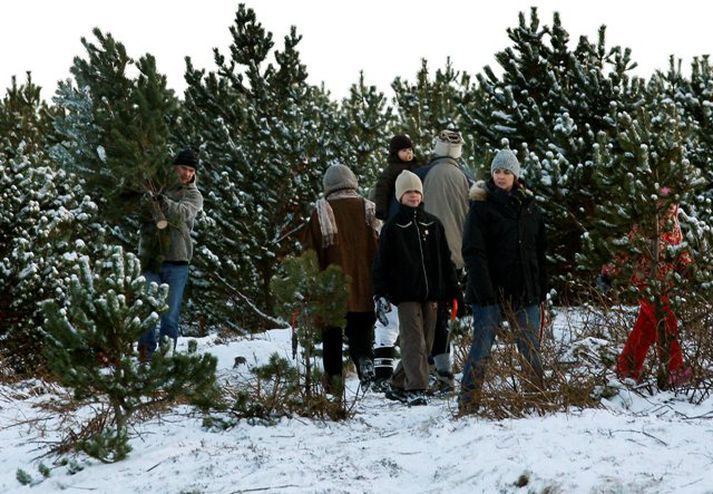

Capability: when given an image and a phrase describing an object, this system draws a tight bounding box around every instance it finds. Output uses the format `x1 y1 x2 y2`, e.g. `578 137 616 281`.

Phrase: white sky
2 0 712 101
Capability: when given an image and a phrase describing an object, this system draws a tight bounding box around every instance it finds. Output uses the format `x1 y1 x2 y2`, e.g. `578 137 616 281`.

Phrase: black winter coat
372 158 419 220
373 204 459 305
462 179 547 308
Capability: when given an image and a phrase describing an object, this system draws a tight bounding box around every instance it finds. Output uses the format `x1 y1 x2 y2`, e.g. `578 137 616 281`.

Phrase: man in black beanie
138 148 203 361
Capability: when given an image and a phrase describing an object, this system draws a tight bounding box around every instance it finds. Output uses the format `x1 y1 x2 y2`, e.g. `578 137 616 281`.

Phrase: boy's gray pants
390 301 437 391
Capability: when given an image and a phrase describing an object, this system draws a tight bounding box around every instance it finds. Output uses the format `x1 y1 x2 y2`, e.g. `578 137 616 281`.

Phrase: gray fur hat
323 164 358 195
433 129 464 159
490 149 520 178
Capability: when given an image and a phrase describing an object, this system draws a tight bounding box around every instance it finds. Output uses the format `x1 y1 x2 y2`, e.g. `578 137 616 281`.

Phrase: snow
3 323 713 493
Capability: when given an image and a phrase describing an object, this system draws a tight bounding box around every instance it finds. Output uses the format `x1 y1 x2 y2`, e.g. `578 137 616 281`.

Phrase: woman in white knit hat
372 170 459 406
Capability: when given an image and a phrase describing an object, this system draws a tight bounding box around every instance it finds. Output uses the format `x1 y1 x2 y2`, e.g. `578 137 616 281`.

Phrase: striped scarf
316 190 379 248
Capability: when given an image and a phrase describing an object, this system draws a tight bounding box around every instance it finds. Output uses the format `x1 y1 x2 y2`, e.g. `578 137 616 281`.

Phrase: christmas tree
51 28 180 245
179 4 335 330
42 246 219 462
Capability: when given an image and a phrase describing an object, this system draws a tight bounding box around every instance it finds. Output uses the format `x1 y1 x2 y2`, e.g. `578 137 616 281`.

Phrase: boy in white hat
372 170 459 406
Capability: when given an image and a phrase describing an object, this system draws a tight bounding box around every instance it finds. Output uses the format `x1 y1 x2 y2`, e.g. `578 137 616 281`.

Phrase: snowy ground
3 315 713 493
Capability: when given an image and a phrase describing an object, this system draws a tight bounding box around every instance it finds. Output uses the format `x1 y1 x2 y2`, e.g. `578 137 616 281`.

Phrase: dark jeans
138 262 189 356
460 304 542 407
322 311 375 380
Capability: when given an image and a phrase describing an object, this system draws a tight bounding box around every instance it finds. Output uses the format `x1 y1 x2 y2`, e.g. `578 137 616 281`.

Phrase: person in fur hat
416 129 472 392
459 149 548 413
372 134 419 221
372 170 459 406
302 164 380 392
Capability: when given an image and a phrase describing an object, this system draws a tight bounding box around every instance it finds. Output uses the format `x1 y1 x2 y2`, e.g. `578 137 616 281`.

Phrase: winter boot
404 390 428 406
668 367 693 387
358 357 375 390
385 386 404 401
431 353 454 394
373 346 395 392
432 370 455 394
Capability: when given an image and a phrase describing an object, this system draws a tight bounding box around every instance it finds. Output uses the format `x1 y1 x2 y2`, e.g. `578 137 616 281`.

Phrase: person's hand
374 296 392 326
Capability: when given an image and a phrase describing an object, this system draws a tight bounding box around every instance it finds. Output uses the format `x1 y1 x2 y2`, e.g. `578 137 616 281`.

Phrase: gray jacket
420 157 470 269
139 177 204 269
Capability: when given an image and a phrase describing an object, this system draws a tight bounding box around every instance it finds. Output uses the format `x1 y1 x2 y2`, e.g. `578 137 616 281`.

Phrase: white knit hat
433 129 464 159
395 170 423 202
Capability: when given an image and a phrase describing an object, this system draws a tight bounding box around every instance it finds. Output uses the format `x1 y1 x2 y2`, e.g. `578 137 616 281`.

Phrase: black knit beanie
173 148 199 170
389 134 413 155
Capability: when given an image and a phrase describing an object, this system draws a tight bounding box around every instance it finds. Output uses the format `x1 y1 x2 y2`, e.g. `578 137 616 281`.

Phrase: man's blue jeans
138 262 189 356
460 304 542 407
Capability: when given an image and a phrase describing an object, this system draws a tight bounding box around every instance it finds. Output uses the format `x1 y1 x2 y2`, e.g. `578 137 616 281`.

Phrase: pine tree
580 82 713 383
42 246 219 462
467 8 645 292
271 250 349 397
51 28 180 246
0 73 55 161
179 4 335 330
658 55 713 186
391 59 475 165
333 72 393 190
0 151 101 372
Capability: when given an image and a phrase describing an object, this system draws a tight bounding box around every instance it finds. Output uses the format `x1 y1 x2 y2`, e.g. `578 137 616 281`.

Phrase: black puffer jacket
462 179 547 308
372 157 419 220
373 203 458 305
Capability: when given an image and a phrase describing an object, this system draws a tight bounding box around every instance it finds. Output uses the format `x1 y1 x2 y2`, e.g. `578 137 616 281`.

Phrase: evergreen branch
210 272 287 328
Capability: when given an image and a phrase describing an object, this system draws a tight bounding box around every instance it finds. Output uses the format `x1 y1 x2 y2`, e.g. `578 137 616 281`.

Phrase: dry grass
449 283 713 419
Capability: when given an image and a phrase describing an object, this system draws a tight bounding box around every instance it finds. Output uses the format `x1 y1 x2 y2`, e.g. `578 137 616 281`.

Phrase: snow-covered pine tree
580 80 713 383
391 59 476 166
332 72 393 191
52 28 180 247
42 246 219 462
0 97 101 372
467 8 645 292
658 55 713 187
179 4 334 330
0 73 55 161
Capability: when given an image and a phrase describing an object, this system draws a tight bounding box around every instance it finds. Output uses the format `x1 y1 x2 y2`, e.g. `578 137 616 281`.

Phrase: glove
595 273 612 293
374 296 392 326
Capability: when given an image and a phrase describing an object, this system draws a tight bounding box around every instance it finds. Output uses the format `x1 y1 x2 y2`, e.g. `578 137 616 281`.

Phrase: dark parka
373 157 419 221
462 179 547 308
373 204 459 305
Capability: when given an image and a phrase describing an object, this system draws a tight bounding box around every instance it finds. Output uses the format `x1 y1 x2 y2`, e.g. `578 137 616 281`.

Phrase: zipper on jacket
414 209 430 299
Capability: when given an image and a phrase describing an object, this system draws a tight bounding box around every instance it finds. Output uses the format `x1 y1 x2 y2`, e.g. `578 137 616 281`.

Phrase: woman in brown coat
302 164 381 391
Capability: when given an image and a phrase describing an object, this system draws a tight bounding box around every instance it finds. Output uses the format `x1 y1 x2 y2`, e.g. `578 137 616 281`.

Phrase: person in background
373 134 419 221
599 186 693 387
416 129 471 392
